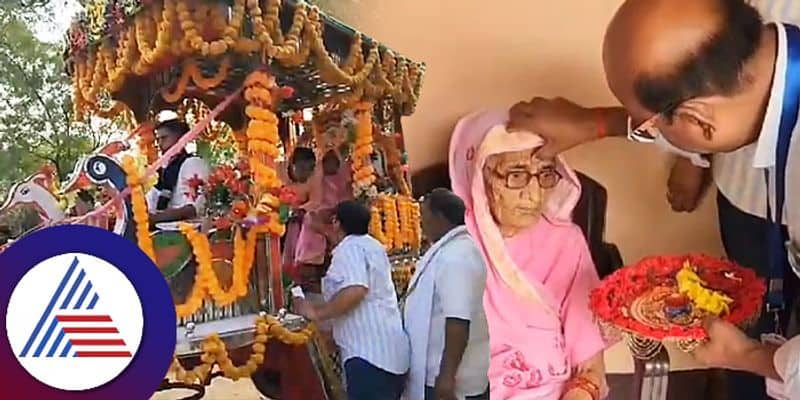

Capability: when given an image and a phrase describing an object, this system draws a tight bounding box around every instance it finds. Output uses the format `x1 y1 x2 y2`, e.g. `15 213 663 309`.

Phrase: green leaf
0 3 128 194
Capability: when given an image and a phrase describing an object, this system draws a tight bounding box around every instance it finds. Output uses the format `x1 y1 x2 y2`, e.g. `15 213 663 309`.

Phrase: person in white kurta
145 119 209 231
403 188 489 400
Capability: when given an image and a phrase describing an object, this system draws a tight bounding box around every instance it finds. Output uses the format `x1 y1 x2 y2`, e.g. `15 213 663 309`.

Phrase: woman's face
484 149 557 236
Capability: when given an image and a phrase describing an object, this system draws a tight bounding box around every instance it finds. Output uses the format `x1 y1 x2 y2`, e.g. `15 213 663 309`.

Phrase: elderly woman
449 110 609 400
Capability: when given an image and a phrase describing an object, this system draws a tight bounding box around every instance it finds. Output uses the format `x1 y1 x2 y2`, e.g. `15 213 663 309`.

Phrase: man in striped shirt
293 200 410 400
506 0 800 398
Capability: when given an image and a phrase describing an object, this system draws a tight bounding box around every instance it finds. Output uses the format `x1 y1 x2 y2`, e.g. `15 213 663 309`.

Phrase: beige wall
325 0 724 371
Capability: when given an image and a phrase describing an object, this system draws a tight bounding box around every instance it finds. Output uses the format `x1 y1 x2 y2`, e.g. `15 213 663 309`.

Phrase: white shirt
322 234 410 374
747 20 800 247
766 335 800 399
422 229 490 396
145 156 209 229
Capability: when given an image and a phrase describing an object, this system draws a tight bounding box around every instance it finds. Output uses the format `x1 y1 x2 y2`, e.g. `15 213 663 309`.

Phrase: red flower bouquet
590 254 765 345
185 159 295 231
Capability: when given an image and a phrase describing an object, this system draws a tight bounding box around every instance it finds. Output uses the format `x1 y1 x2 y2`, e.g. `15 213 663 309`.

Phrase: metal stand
631 347 670 400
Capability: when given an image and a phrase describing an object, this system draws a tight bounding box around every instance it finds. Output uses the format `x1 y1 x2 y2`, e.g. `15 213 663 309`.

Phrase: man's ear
673 100 716 140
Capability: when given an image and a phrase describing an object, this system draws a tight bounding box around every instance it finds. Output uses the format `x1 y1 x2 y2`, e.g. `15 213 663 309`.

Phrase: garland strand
174 223 258 318
121 155 157 262
169 315 316 383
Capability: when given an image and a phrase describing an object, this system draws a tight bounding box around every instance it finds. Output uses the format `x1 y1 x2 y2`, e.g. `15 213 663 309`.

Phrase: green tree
0 0 120 193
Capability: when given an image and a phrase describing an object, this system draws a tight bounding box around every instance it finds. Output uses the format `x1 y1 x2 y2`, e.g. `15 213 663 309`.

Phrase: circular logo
0 225 176 399
7 253 144 391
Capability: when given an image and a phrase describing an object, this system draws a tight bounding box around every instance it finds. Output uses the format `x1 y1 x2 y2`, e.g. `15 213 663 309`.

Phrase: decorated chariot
1 0 427 399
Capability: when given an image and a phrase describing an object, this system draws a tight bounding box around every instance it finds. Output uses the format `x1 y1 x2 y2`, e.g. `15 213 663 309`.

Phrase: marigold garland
243 70 284 236
121 155 157 262
132 122 157 163
351 103 376 197
68 0 425 122
175 224 259 318
369 194 421 253
169 315 315 384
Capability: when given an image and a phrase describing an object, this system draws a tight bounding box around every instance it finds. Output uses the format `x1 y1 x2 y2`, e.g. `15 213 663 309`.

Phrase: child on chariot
280 147 316 285
285 148 353 294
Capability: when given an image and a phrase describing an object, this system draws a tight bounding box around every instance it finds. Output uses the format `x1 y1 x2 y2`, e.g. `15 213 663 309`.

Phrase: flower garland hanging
368 194 422 253
121 155 157 262
350 103 376 197
174 223 258 318
381 194 399 251
243 70 288 236
369 203 388 246
67 0 426 119
408 200 422 251
396 195 415 250
132 121 157 163
169 315 315 384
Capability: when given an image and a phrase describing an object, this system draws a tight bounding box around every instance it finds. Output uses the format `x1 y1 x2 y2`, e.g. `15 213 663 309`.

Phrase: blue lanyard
765 23 800 312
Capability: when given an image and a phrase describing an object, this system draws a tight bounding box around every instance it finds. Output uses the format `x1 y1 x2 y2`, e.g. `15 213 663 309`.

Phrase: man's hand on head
508 97 609 159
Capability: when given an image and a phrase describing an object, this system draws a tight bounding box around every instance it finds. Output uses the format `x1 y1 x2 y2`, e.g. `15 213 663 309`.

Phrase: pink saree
449 110 608 399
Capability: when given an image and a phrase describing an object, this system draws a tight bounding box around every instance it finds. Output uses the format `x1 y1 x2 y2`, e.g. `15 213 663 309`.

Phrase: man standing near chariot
294 200 409 400
146 119 210 230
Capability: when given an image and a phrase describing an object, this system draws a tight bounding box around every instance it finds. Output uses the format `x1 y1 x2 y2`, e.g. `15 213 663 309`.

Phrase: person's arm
150 205 197 224
738 344 781 381
299 165 324 211
304 241 370 321
693 317 781 381
593 106 629 138
277 160 290 183
561 234 609 396
508 98 628 158
434 246 486 390
667 156 713 212
439 318 470 381
314 286 368 321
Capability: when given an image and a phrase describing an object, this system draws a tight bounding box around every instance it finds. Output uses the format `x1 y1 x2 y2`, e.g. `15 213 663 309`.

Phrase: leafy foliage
0 1 123 193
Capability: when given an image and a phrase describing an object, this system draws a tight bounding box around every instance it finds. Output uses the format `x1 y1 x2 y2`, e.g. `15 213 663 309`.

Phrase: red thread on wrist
564 376 600 400
595 109 608 139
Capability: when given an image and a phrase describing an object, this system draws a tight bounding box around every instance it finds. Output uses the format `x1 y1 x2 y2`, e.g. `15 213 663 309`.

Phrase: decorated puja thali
590 254 765 359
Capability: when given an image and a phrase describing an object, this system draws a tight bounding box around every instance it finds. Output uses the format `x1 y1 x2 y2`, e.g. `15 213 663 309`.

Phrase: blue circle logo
0 225 176 399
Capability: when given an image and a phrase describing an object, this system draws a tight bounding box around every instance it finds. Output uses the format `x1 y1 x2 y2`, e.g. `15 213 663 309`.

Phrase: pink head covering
449 109 582 315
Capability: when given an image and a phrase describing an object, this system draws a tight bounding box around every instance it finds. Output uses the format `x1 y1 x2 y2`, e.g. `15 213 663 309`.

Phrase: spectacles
489 167 562 190
627 102 681 143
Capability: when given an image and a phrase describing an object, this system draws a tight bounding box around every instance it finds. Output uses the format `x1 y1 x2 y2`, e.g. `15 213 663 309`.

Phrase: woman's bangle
564 375 600 400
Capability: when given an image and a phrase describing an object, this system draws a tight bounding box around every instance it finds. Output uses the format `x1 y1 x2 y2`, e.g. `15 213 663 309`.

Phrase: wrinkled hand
667 157 710 212
293 298 319 321
692 317 759 370
434 374 458 400
508 97 596 159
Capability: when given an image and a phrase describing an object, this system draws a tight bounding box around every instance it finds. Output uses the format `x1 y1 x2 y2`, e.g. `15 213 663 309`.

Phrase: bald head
603 0 763 114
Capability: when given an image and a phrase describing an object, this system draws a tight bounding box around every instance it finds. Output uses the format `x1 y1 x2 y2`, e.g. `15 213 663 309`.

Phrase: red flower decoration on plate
590 254 766 341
